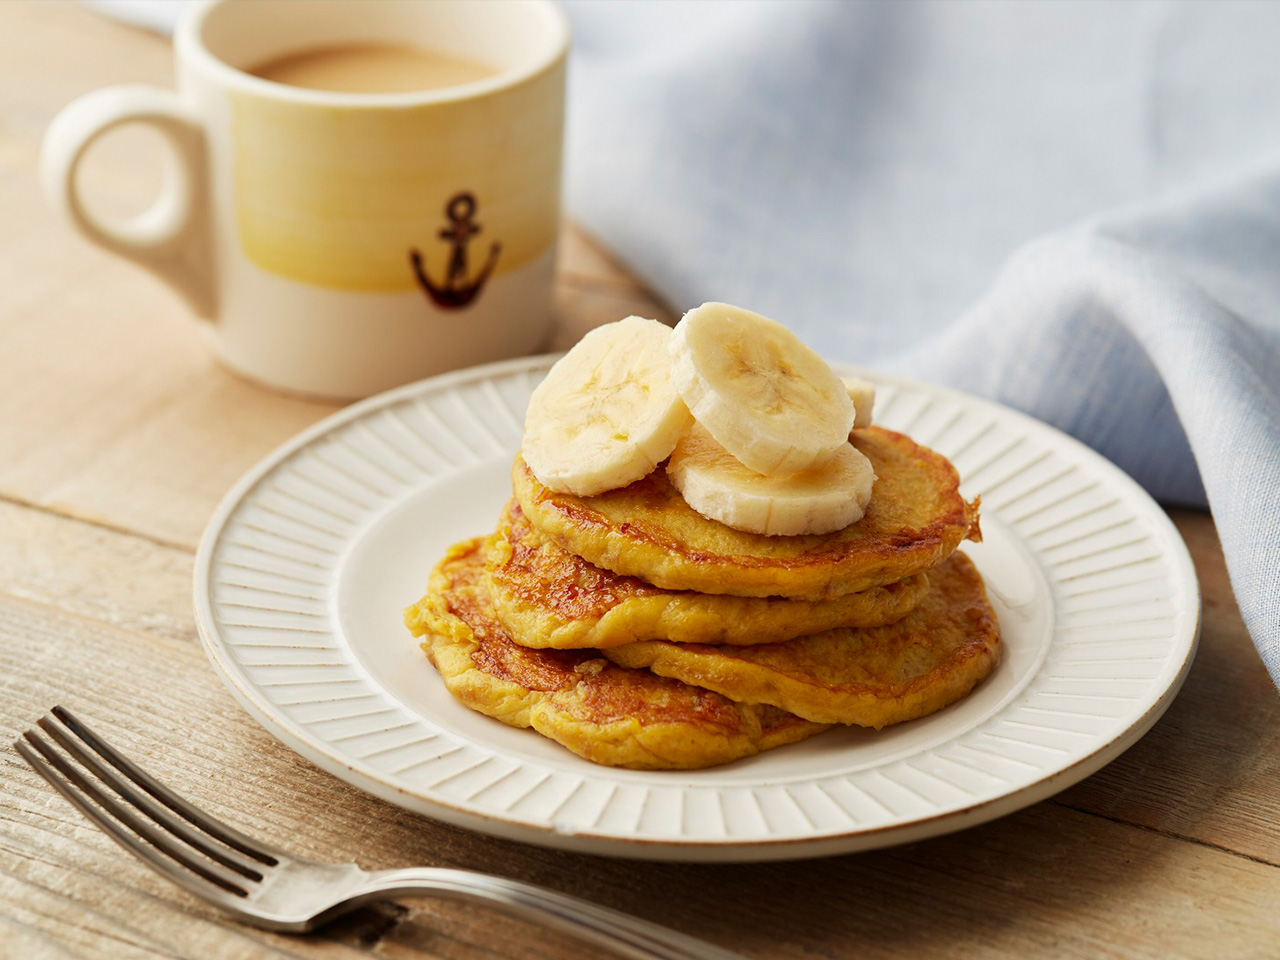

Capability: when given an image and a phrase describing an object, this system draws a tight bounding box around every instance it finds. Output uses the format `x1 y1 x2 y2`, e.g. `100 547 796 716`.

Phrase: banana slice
666 423 877 537
843 376 876 430
670 303 854 477
523 317 692 497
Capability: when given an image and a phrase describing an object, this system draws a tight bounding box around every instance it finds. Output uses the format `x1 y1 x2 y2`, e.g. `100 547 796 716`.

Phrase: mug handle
41 85 216 320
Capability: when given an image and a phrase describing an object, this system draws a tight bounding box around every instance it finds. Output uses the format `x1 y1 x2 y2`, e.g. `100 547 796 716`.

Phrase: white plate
194 356 1200 861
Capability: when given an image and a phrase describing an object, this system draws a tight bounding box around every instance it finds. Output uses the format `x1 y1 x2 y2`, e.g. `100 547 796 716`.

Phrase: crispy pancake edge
604 552 1001 728
484 500 931 649
404 537 833 770
513 426 981 601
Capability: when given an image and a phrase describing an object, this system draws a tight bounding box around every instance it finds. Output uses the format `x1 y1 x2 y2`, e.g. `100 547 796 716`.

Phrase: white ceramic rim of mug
174 0 570 107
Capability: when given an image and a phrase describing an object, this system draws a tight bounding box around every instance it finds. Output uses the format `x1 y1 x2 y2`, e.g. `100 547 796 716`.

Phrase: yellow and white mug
42 0 568 399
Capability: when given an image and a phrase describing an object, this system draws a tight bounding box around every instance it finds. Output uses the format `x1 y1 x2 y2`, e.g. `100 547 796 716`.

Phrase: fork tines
15 706 279 900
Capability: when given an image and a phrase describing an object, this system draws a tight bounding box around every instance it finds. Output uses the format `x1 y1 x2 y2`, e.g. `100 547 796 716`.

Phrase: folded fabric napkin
82 0 1280 685
564 0 1280 686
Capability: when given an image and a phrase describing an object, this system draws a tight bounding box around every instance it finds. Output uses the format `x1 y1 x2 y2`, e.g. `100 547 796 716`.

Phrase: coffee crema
247 43 498 94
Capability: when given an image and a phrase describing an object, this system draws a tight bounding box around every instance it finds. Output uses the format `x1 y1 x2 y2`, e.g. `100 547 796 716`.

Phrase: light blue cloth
562 0 1280 684
83 0 1280 685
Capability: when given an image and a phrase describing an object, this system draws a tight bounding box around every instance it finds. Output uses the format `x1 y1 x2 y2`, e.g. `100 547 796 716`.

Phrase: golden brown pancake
405 537 832 770
486 500 930 649
604 552 1000 728
513 426 980 601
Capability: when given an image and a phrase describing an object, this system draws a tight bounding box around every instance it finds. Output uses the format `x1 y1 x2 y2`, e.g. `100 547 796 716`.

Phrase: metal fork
15 706 745 960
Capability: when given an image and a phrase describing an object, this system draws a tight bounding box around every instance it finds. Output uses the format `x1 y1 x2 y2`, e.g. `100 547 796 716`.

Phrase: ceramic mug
42 0 569 399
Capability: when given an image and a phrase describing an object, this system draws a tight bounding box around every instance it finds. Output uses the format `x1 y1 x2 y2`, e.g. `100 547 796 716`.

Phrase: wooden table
2 3 1277 958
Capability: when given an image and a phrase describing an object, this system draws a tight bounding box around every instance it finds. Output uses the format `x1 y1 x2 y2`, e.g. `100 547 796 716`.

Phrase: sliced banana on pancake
666 422 876 537
669 302 854 477
523 316 692 497
842 376 876 430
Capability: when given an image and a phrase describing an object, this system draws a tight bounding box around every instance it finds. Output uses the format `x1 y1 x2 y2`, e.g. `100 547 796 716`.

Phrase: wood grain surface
2 3 1276 958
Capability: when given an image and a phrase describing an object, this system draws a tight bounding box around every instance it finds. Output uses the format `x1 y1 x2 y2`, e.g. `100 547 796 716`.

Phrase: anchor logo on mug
410 192 502 310
41 0 568 400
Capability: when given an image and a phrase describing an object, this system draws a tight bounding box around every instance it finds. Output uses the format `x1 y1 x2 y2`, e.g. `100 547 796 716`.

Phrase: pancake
405 537 832 770
486 500 931 649
513 425 980 601
603 551 1000 728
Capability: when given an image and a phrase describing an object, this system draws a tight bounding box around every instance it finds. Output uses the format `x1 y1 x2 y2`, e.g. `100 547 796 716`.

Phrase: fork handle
350 867 747 960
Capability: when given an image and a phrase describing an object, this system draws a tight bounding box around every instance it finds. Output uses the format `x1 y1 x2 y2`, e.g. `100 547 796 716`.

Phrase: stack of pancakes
404 424 1000 771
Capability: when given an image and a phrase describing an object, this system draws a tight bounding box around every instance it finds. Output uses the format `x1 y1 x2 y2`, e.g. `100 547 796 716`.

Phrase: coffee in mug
247 43 499 94
42 0 568 400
